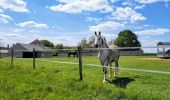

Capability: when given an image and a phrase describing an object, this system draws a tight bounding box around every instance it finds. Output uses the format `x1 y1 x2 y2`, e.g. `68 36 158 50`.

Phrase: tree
40 40 54 48
114 30 141 47
54 43 64 49
88 36 95 47
79 38 90 48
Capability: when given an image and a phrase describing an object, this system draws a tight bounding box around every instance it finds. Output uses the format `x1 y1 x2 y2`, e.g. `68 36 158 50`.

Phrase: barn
12 39 52 58
0 46 9 57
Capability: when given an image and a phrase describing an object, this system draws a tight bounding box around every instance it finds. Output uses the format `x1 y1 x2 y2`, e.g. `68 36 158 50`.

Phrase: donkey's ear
99 31 101 36
94 31 97 36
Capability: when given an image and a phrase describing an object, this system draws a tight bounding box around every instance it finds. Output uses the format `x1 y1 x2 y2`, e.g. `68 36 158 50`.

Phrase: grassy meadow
0 56 170 100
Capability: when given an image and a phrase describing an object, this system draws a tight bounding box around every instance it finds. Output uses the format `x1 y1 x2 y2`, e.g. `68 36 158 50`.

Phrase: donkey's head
94 31 105 48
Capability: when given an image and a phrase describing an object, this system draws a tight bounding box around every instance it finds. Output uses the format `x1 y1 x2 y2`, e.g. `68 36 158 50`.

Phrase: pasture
0 56 170 100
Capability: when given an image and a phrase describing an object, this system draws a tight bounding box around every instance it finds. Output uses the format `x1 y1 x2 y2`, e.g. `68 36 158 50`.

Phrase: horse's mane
101 36 117 48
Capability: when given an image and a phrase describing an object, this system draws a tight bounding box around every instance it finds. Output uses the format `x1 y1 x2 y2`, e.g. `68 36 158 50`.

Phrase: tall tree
40 40 54 48
114 30 141 47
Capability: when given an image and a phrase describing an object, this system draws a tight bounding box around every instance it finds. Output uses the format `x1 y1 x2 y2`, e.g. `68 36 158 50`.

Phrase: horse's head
94 31 105 48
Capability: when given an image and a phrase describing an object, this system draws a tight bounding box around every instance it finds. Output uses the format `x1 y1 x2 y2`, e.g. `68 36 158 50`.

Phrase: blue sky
0 0 170 52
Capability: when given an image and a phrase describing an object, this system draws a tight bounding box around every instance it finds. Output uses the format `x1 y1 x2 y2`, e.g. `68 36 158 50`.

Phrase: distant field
0 56 170 100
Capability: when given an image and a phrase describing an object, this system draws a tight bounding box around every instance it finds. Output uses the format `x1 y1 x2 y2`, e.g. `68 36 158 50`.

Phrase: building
12 39 52 58
157 42 170 58
0 46 9 58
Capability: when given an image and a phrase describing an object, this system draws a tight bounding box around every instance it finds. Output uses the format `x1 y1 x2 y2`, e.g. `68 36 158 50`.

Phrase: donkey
93 31 120 83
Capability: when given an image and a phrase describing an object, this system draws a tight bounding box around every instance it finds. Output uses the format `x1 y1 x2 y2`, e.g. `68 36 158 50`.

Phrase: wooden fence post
33 48 35 69
11 44 14 67
78 45 83 80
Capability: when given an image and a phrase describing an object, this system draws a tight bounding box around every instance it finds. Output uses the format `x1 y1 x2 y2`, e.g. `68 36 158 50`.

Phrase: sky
0 0 170 52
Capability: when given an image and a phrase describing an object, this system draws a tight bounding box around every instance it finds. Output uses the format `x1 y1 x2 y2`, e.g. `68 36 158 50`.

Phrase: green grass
0 56 170 100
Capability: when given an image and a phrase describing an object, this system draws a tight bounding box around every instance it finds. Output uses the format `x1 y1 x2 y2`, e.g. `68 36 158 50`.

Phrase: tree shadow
108 77 135 88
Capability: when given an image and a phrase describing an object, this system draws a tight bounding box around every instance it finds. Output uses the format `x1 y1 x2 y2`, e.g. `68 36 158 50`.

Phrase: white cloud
136 0 170 4
140 39 158 53
0 9 4 13
134 5 146 9
110 0 118 3
29 30 40 33
86 17 102 22
135 28 170 36
122 1 135 6
0 0 29 12
0 14 12 23
17 21 48 28
1 33 22 37
56 36 73 41
89 21 124 31
111 7 146 23
13 28 25 33
49 0 113 13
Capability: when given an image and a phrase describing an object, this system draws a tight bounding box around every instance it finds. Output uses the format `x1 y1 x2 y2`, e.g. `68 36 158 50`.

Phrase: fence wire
38 59 170 75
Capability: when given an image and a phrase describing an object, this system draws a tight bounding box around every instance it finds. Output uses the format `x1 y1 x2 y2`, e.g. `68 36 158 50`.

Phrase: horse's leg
114 60 119 77
76 54 78 58
109 63 112 78
103 61 108 83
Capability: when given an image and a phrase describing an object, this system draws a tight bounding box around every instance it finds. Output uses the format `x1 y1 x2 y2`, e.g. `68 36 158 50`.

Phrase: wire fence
1 45 170 81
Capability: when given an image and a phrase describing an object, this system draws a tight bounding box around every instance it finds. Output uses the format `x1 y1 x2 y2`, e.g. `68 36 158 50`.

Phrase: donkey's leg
109 63 112 78
103 61 108 83
114 60 119 76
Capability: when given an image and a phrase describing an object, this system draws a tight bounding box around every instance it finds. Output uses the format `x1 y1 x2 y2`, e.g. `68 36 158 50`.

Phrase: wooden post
0 45 1 58
78 46 83 80
11 45 14 67
33 48 35 69
163 45 165 58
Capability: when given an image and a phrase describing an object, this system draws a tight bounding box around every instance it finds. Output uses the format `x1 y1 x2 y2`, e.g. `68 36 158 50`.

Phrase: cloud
110 0 118 3
49 0 113 13
111 7 146 23
1 33 22 37
86 17 102 22
29 30 40 33
56 36 73 41
13 28 25 33
0 9 4 13
17 21 48 28
0 0 29 12
140 39 159 53
134 5 145 10
89 21 124 31
122 1 136 6
135 28 170 36
0 14 12 23
136 0 170 4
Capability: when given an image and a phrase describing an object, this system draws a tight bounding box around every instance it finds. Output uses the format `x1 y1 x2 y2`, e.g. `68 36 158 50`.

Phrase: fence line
8 45 170 81
38 59 170 75
12 46 166 52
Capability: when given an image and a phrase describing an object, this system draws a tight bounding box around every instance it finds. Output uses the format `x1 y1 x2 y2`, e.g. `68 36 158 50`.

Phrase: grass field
0 56 170 100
